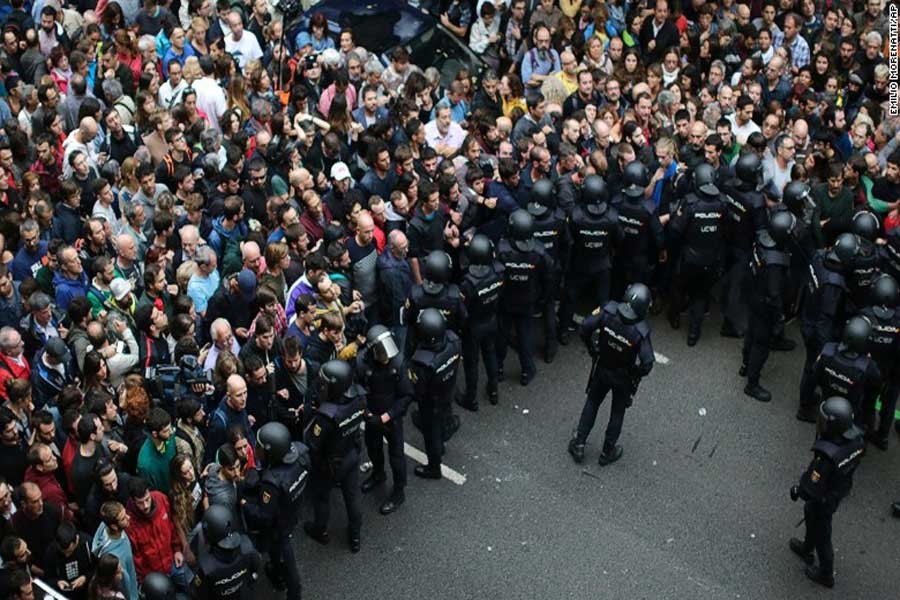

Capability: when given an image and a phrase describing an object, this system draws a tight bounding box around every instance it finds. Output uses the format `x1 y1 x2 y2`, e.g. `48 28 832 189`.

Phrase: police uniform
305 387 366 544
191 534 261 599
797 251 850 418
812 342 881 425
858 304 900 439
668 189 726 344
403 283 467 354
612 194 665 298
410 331 461 472
242 442 310 600
495 237 552 384
558 203 623 338
529 203 571 362
356 348 413 495
573 301 654 459
847 238 880 311
459 259 504 406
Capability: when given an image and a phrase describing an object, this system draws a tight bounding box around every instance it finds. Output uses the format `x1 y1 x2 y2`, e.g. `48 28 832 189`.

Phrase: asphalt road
287 309 900 599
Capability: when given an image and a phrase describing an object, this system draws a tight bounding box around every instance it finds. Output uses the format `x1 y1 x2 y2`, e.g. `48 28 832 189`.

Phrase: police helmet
767 210 795 246
818 396 855 440
851 211 879 242
365 324 399 363
203 505 241 551
423 251 452 285
693 163 719 196
318 360 354 403
508 209 533 240
828 233 859 266
582 175 609 205
256 421 296 465
530 178 554 206
141 573 175 600
782 180 810 215
870 273 899 311
416 308 446 348
734 152 762 185
623 160 648 198
841 316 871 355
467 234 493 265
617 282 652 322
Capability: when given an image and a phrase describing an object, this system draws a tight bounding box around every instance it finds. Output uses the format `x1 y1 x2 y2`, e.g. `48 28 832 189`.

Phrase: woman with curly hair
168 453 202 543
213 351 241 399
119 375 150 471
248 68 280 113
499 73 526 118
612 47 645 97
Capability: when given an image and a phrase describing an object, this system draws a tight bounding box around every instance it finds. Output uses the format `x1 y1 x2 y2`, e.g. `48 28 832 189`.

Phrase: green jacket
136 436 176 494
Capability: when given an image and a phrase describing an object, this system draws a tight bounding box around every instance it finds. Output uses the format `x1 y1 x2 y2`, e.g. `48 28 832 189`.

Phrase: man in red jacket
125 477 186 586
0 328 30 401
23 443 74 521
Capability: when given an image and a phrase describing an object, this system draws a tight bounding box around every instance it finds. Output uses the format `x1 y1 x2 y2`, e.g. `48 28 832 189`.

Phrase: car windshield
406 26 480 88
338 10 427 54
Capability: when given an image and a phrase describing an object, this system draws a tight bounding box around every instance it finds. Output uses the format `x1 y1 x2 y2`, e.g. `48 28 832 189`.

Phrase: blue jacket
11 242 47 281
207 216 248 261
376 251 412 326
352 105 389 129
51 203 82 244
206 396 254 464
31 349 76 409
54 271 89 313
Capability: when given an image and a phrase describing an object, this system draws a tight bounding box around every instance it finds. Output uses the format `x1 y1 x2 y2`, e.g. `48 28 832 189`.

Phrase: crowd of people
0 0 891 596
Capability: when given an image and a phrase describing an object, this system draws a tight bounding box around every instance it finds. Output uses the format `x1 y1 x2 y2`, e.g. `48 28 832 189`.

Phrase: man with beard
101 108 139 166
520 146 551 197
273 335 306 436
134 302 170 371
29 133 61 197
323 162 365 225
563 70 600 118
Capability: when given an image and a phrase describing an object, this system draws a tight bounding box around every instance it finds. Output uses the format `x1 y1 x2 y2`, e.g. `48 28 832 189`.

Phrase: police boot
567 438 585 463
456 395 479 412
866 431 889 451
414 465 442 479
686 328 700 347
558 326 575 346
519 370 535 386
720 324 743 338
598 444 623 466
795 406 817 423
442 415 461 441
769 336 796 351
349 533 361 554
379 489 405 515
303 522 330 545
892 500 900 518
497 366 505 382
744 383 771 402
789 538 814 565
804 566 834 588
264 561 287 590
361 472 387 493
487 387 499 405
667 307 680 330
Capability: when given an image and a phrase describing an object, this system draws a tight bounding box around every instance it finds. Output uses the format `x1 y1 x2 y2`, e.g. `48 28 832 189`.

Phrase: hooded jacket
53 270 89 312
91 523 139 600
125 490 181 581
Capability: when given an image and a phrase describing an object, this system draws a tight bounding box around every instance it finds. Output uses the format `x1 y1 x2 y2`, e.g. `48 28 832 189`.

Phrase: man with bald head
554 51 579 95
12 480 62 576
114 234 143 296
377 229 412 346
205 374 254 464
203 318 239 371
347 210 378 320
680 121 709 168
241 241 262 275
792 119 810 165
62 116 99 178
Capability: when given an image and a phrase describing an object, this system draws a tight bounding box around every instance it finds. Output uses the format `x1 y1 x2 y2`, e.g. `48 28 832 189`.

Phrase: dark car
286 0 487 89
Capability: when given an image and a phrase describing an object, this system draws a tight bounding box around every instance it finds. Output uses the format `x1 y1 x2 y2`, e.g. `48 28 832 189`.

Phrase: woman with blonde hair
540 75 568 107
188 16 210 56
227 74 251 118
176 260 196 294
119 157 141 206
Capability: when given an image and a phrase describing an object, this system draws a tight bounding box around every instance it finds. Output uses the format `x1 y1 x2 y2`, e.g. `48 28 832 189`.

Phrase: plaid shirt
505 18 526 62
773 31 810 70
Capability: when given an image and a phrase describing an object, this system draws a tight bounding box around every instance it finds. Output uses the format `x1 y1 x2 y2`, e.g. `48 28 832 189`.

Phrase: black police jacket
568 205 623 273
721 181 766 252
531 208 571 268
878 227 900 282
243 443 310 531
496 238 553 313
580 301 654 389
307 391 366 478
460 263 504 325
669 193 726 268
813 343 882 413
859 306 900 376
747 234 790 311
410 332 461 406
404 284 467 334
192 536 261 600
798 435 865 513
355 349 414 420
801 250 848 339
847 240 880 311
613 196 665 264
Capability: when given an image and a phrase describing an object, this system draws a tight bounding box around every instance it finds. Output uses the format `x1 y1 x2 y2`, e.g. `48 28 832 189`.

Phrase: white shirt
159 78 188 109
225 32 262 69
728 114 762 146
193 76 228 132
424 119 466 152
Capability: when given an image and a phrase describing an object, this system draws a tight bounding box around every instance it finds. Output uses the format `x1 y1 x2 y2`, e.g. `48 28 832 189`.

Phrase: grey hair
0 327 19 352
657 90 675 111
250 98 271 120
122 201 141 222
102 78 123 100
364 57 383 74
137 35 156 52
200 128 220 153
20 219 38 235
28 291 51 311
195 245 215 266
209 317 231 338
865 31 883 47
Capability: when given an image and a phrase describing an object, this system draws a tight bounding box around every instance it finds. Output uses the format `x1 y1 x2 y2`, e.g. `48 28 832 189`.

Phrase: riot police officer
667 163 726 345
567 283 655 466
789 397 865 588
243 421 309 599
304 360 365 552
774 181 818 349
878 225 900 283
457 234 503 411
495 210 553 386
409 308 461 479
191 505 261 599
142 572 177 600
796 233 858 422
356 326 413 514
613 161 665 299
810 316 881 425
528 178 571 363
859 274 900 448
403 250 467 353
720 152 768 337
741 210 795 402
558 175 623 345
846 211 881 311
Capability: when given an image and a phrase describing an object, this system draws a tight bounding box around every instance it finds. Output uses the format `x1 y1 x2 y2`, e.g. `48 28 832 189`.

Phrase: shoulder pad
635 320 651 336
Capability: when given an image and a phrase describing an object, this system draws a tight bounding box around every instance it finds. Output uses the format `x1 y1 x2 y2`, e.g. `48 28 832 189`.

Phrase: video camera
145 355 213 413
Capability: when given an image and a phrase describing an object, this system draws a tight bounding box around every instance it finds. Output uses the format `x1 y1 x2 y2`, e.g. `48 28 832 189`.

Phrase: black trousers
802 501 834 574
463 321 498 401
574 378 630 451
497 310 536 377
558 270 611 330
742 304 776 385
671 261 720 336
311 465 362 538
364 419 407 491
418 398 445 469
270 531 302 600
798 327 826 411
720 249 749 334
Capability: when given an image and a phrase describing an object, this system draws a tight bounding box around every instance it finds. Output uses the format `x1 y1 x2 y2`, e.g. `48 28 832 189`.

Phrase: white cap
110 278 132 301
330 162 351 181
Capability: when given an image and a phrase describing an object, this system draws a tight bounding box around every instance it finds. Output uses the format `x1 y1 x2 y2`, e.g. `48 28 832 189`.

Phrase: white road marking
359 423 467 485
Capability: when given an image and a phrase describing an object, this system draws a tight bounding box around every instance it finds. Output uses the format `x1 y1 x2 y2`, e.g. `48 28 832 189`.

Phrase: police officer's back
191 505 260 600
559 175 623 343
304 360 365 552
789 397 865 588
403 250 467 353
612 161 665 292
409 308 461 479
858 274 900 448
458 234 503 410
846 211 881 311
